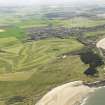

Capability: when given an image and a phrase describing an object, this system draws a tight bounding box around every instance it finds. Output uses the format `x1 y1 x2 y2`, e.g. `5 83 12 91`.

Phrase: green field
0 12 105 105
85 30 105 38
18 19 48 28
1 17 105 30
0 37 84 81
0 35 104 105
42 17 105 28
0 27 25 39
0 36 90 105
1 17 105 42
0 18 105 105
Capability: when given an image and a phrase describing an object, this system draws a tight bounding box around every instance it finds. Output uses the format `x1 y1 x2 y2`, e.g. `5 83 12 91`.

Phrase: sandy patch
96 38 105 49
36 81 94 105
0 29 5 32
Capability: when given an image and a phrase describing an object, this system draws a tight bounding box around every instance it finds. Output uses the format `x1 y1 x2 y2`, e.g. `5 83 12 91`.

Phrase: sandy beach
96 38 105 49
36 81 94 105
35 38 105 105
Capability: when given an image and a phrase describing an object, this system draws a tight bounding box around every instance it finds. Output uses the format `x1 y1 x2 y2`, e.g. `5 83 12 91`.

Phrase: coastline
80 97 89 105
80 85 105 105
35 81 95 105
80 37 105 105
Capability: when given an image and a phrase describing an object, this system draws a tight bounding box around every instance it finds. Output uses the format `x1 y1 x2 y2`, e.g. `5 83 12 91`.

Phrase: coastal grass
0 37 104 105
0 56 88 105
0 55 103 105
0 37 83 80
0 37 89 105
0 70 35 81
1 9 105 105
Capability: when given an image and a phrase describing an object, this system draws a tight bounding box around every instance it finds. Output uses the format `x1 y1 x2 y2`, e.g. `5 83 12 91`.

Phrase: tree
80 49 104 76
80 50 104 68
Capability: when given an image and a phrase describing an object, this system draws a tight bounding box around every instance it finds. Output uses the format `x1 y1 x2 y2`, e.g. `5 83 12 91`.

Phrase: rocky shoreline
84 80 105 88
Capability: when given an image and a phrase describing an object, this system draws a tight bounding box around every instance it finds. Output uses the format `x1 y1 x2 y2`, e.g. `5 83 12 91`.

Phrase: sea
83 87 105 105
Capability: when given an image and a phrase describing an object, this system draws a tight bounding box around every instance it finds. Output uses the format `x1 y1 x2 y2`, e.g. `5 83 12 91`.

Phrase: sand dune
36 81 94 105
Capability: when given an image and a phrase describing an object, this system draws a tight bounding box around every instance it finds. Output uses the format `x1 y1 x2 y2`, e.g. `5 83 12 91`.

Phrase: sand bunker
36 81 94 105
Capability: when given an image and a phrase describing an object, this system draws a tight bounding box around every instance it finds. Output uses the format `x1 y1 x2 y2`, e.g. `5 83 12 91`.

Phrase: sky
0 0 105 6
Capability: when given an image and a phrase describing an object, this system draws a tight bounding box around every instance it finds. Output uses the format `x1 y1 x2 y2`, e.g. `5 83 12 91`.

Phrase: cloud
0 0 105 6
